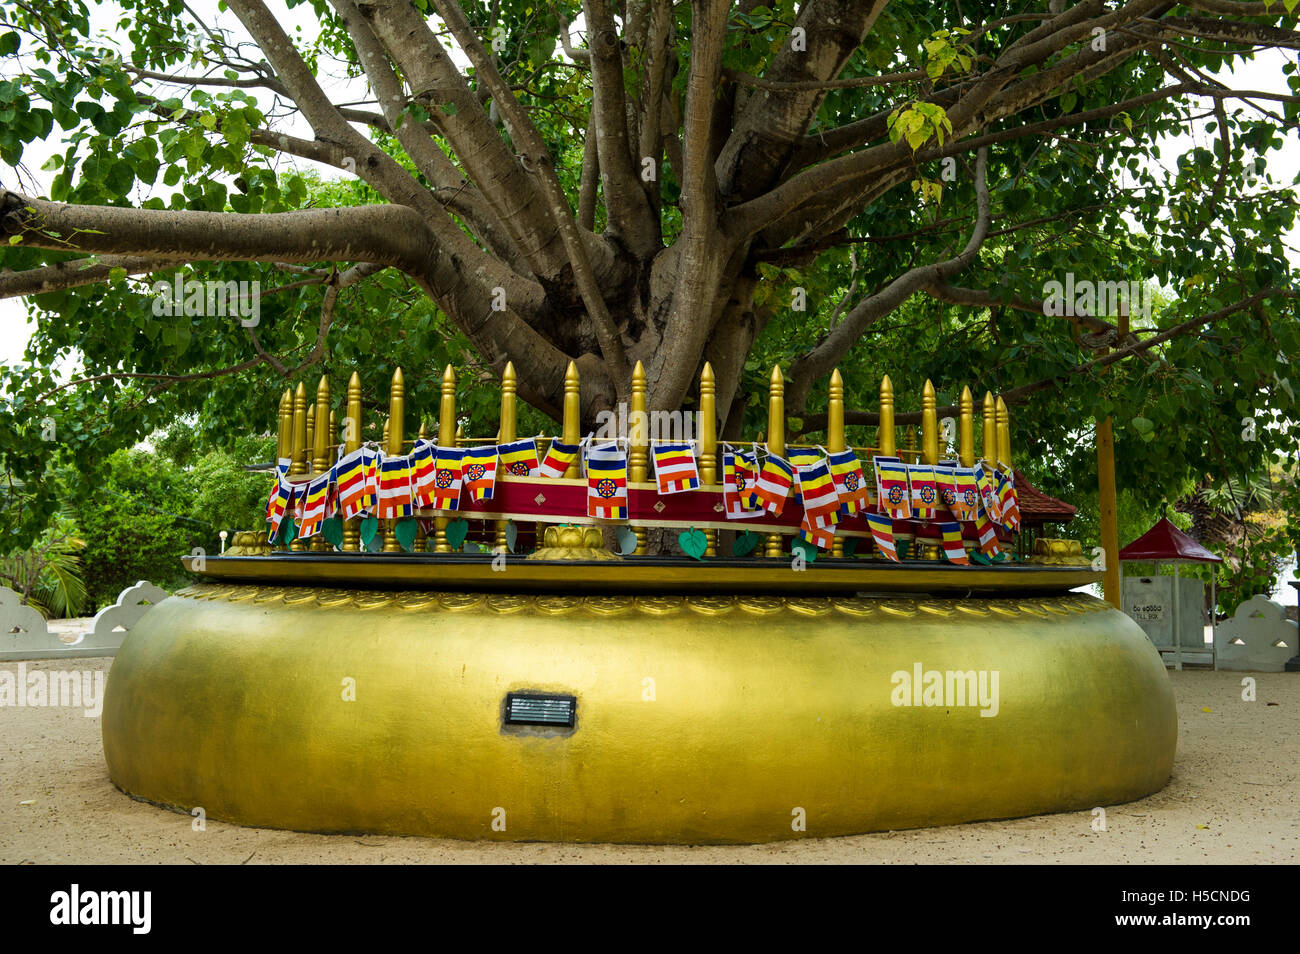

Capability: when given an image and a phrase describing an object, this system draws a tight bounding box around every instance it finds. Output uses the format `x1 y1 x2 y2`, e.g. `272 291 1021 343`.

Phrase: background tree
1 0 1298 557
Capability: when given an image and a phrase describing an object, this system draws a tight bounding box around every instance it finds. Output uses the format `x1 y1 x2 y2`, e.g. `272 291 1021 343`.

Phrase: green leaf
444 518 469 549
732 530 760 557
321 515 343 548
394 516 418 552
0 32 19 56
616 524 638 555
678 527 708 560
791 538 819 563
359 515 379 548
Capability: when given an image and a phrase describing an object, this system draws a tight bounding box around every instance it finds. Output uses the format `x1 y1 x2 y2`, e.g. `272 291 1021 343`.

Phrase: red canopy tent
1119 517 1222 670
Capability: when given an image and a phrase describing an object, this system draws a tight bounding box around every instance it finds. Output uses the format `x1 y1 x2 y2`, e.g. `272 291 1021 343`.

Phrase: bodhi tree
2 0 1299 545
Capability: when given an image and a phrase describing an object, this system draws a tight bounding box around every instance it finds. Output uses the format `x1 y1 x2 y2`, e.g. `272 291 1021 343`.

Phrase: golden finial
958 385 975 468
312 375 330 476
562 360 580 478
629 360 648 555
290 382 308 476
699 362 718 557
435 364 456 553
383 367 405 553
982 390 997 466
276 388 292 463
878 375 896 457
765 365 785 558
342 371 363 552
495 362 517 553
828 368 845 557
921 379 939 466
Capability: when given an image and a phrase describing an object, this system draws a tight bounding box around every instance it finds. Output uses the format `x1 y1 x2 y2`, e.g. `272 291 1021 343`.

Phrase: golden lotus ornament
101 361 1177 844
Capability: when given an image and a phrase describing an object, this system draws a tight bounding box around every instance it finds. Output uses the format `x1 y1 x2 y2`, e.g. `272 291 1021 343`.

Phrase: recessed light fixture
505 692 576 727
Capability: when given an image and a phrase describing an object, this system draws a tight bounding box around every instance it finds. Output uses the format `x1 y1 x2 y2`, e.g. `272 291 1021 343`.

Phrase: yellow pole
828 369 846 558
311 376 331 550
878 375 896 457
699 362 718 557
562 361 581 478
982 390 997 467
343 371 362 552
383 367 405 553
629 361 648 555
765 365 785 558
496 362 516 553
905 426 917 462
436 365 456 553
921 379 939 466
958 386 975 468
289 382 308 551
305 404 315 468
276 389 291 463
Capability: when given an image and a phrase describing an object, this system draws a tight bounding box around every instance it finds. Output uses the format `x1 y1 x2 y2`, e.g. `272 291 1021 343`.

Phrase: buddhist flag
933 465 959 518
462 445 499 501
753 453 794 515
875 457 911 520
796 458 841 529
432 446 465 510
376 453 413 519
334 448 369 520
539 437 581 479
723 450 762 519
997 468 1021 529
828 449 870 515
297 473 331 538
798 511 836 550
940 521 970 565
865 511 899 562
265 457 290 523
953 467 980 522
908 464 939 520
975 464 1003 523
652 442 700 494
975 514 1002 556
361 446 379 514
265 473 293 542
787 448 822 504
586 441 628 519
410 439 437 508
499 438 540 478
736 451 759 509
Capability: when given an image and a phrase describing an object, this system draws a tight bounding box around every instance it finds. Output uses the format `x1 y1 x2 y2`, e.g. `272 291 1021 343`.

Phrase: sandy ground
1 660 1295 865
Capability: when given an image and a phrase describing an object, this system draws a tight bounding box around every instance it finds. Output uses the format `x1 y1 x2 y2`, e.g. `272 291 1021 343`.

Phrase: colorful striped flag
953 467 980 522
265 473 294 542
723 450 762 519
265 457 290 523
975 514 1002 556
940 521 970 564
462 445 499 501
376 453 413 519
865 511 899 562
334 448 369 520
297 472 331 538
909 464 939 520
586 441 628 519
798 510 836 550
975 463 1003 523
361 446 379 514
539 438 581 479
996 468 1021 529
874 457 911 520
652 442 700 494
828 450 870 515
796 458 841 529
933 465 959 517
752 453 794 515
498 438 540 477
409 439 437 508
431 446 465 510
787 448 822 504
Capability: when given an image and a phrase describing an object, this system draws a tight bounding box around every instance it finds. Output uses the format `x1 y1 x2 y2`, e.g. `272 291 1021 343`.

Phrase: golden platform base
102 586 1176 844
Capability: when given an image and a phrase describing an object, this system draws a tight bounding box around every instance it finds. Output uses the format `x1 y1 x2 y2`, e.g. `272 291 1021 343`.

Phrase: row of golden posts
272 361 1015 559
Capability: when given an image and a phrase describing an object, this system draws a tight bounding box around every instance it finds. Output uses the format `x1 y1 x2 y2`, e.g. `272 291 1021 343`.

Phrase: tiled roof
1014 470 1077 523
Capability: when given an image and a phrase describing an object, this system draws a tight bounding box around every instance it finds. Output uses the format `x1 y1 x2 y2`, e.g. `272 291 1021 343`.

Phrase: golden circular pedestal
102 586 1176 844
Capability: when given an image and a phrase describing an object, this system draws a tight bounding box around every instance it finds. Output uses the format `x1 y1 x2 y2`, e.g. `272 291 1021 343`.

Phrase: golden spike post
828 369 846 558
982 390 997 467
958 386 975 469
495 362 517 554
628 361 648 555
878 375 896 457
921 380 939 466
996 395 1012 469
305 404 315 467
905 426 917 462
435 365 457 553
311 376 331 550
276 389 291 464
342 372 362 552
699 362 718 557
455 423 464 448
765 365 786 558
414 422 429 552
289 382 309 551
562 361 581 478
383 368 405 553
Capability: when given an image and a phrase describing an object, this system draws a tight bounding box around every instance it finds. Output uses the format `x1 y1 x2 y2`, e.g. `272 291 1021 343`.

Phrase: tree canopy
1 0 1299 549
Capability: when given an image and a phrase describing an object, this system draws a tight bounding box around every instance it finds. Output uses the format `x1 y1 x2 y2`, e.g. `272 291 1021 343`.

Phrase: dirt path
1 662 1295 864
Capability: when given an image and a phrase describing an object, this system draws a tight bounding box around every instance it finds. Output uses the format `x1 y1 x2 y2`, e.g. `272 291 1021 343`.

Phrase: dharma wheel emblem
887 486 905 506
510 462 531 475
435 470 454 488
465 464 485 481
920 485 936 505
844 472 859 491
596 478 618 498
